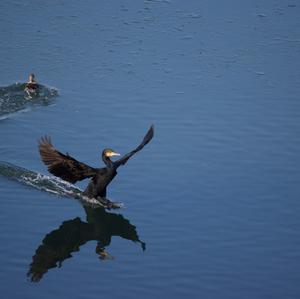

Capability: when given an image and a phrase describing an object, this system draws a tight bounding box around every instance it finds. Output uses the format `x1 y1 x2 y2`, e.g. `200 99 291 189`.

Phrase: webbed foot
97 197 114 209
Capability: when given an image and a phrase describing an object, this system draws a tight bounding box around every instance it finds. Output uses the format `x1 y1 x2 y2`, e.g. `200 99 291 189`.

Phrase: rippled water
0 1 300 298
0 161 123 208
0 83 58 120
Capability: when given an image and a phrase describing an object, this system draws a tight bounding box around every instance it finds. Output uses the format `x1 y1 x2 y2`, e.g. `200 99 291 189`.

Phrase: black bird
38 125 154 206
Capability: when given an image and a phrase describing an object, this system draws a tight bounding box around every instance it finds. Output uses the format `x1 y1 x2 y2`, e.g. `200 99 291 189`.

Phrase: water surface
0 1 300 298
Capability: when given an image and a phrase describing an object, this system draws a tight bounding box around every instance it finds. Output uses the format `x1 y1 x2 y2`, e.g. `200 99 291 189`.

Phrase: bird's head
29 73 35 82
102 148 121 159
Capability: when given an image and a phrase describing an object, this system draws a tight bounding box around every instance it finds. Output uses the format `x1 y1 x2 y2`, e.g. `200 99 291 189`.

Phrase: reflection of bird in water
38 125 154 207
27 206 145 282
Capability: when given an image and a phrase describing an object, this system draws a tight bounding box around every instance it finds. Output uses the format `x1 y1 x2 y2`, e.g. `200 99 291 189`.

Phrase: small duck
25 73 38 97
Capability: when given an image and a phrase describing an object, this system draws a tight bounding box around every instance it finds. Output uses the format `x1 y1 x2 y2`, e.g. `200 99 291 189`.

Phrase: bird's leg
96 196 114 209
95 245 114 260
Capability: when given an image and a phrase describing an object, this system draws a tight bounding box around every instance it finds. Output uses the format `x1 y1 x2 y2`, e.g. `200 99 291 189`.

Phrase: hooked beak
108 151 121 157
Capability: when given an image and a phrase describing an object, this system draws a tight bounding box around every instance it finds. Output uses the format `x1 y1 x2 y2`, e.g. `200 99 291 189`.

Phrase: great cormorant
38 125 154 206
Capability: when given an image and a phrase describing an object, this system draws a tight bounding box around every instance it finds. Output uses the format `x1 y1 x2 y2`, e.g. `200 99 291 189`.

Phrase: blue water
0 0 300 298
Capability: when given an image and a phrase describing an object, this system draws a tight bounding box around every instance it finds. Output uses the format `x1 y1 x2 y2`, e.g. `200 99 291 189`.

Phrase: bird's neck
102 155 113 168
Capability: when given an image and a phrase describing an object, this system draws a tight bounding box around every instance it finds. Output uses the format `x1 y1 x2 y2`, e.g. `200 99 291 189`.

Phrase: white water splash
0 161 122 208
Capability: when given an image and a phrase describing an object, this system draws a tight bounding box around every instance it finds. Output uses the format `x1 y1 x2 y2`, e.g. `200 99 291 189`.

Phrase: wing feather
38 136 98 183
113 125 154 168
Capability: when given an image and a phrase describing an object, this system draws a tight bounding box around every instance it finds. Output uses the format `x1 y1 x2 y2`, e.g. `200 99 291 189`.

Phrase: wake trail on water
0 108 31 121
0 83 58 120
0 161 122 208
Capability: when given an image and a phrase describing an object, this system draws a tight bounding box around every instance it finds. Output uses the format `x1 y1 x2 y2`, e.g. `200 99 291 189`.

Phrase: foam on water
0 161 122 208
0 83 58 119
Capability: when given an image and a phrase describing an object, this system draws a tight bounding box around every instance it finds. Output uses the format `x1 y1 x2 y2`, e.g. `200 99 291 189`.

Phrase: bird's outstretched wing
38 136 98 183
113 125 154 168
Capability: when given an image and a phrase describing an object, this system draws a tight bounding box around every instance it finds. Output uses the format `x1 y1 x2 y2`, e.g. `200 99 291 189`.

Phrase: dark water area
0 83 58 119
0 1 300 298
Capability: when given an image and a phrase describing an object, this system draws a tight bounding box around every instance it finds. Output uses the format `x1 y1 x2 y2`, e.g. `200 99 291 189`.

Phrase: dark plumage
39 125 154 204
